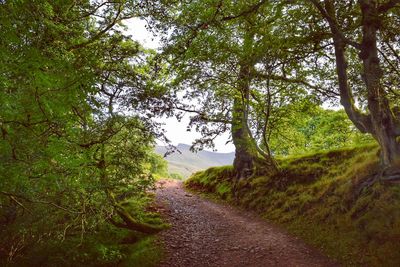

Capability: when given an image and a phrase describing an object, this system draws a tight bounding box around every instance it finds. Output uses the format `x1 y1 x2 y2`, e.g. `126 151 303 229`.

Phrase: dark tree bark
232 63 259 179
359 0 400 169
232 61 278 179
312 0 400 173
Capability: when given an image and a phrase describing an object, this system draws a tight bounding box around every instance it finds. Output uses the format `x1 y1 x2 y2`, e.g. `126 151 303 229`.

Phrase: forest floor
154 179 339 267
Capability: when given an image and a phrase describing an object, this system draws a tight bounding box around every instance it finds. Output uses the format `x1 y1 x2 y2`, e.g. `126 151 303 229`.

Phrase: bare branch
253 71 339 97
0 191 82 214
174 104 231 124
378 48 400 77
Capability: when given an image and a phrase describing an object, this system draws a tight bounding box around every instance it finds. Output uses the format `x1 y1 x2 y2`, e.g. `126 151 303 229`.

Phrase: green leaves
269 108 374 156
0 1 171 263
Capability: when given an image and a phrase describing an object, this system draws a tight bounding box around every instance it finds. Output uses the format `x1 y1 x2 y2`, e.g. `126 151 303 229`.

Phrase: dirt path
155 180 339 267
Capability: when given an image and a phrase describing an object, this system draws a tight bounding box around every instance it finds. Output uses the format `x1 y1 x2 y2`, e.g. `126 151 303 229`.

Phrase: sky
124 18 235 153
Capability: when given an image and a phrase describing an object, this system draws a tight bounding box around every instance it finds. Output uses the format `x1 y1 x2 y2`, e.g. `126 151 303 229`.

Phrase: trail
155 180 339 267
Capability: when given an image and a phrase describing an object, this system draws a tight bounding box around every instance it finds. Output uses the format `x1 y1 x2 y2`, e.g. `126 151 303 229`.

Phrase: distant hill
155 143 235 178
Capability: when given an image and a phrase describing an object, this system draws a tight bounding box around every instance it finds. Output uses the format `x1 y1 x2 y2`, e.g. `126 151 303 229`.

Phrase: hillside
155 144 234 178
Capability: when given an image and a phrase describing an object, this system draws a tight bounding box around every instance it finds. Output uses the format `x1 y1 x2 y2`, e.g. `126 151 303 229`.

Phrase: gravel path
156 180 340 267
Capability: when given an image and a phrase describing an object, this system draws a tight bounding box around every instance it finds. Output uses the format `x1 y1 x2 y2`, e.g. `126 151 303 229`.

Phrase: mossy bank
186 145 400 266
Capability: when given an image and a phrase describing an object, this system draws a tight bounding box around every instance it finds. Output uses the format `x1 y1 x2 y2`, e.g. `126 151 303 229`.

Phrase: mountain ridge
155 143 234 178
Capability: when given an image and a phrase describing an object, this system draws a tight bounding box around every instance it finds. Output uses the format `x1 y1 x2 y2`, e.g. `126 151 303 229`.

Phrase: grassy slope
186 145 400 266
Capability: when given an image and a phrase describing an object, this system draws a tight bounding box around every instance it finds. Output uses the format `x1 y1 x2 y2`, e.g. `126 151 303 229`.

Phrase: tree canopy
0 0 170 262
146 0 399 178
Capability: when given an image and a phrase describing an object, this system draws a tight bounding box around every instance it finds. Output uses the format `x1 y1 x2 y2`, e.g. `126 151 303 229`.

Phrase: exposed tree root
381 166 400 184
109 204 165 234
356 166 400 197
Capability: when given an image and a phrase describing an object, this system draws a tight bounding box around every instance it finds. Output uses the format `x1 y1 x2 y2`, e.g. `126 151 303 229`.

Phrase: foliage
146 0 326 155
168 172 185 180
0 0 170 264
269 107 374 156
6 196 165 267
147 0 400 171
148 152 169 179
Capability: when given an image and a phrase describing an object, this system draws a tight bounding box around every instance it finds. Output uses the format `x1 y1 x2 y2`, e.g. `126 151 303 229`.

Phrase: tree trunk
232 98 258 179
232 25 279 178
110 204 164 234
232 62 259 179
320 0 400 172
359 0 400 169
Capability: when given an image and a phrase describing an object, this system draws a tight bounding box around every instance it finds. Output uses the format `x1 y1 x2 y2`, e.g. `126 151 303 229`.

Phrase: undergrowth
186 144 400 266
4 195 165 267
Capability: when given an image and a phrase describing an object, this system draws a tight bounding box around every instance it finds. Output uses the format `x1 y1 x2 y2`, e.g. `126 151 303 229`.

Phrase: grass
185 144 400 266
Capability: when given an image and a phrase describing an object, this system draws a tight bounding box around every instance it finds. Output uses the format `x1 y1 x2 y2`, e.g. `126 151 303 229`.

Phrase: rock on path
156 180 339 267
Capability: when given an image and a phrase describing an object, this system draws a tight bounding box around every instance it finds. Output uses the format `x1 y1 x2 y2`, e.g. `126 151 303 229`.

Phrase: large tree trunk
319 0 400 173
359 0 400 169
232 63 259 179
232 100 257 179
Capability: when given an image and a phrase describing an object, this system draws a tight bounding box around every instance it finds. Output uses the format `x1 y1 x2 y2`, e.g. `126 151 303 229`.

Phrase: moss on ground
185 144 400 266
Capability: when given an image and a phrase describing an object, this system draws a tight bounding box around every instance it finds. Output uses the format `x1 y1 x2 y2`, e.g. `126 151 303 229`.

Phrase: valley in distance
155 143 234 179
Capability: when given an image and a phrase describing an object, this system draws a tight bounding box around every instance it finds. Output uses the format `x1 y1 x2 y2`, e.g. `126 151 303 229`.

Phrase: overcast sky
125 18 235 153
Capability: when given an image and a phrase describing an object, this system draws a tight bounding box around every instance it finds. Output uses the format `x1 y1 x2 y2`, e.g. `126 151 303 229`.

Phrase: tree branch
174 104 231 124
221 0 267 21
110 205 165 234
309 0 361 49
0 191 81 214
253 71 339 97
68 4 125 50
378 48 400 77
309 0 374 134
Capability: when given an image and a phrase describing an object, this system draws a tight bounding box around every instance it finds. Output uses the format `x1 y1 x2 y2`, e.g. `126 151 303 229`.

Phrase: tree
146 1 270 178
305 0 400 177
147 0 328 178
0 0 169 262
169 0 400 177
